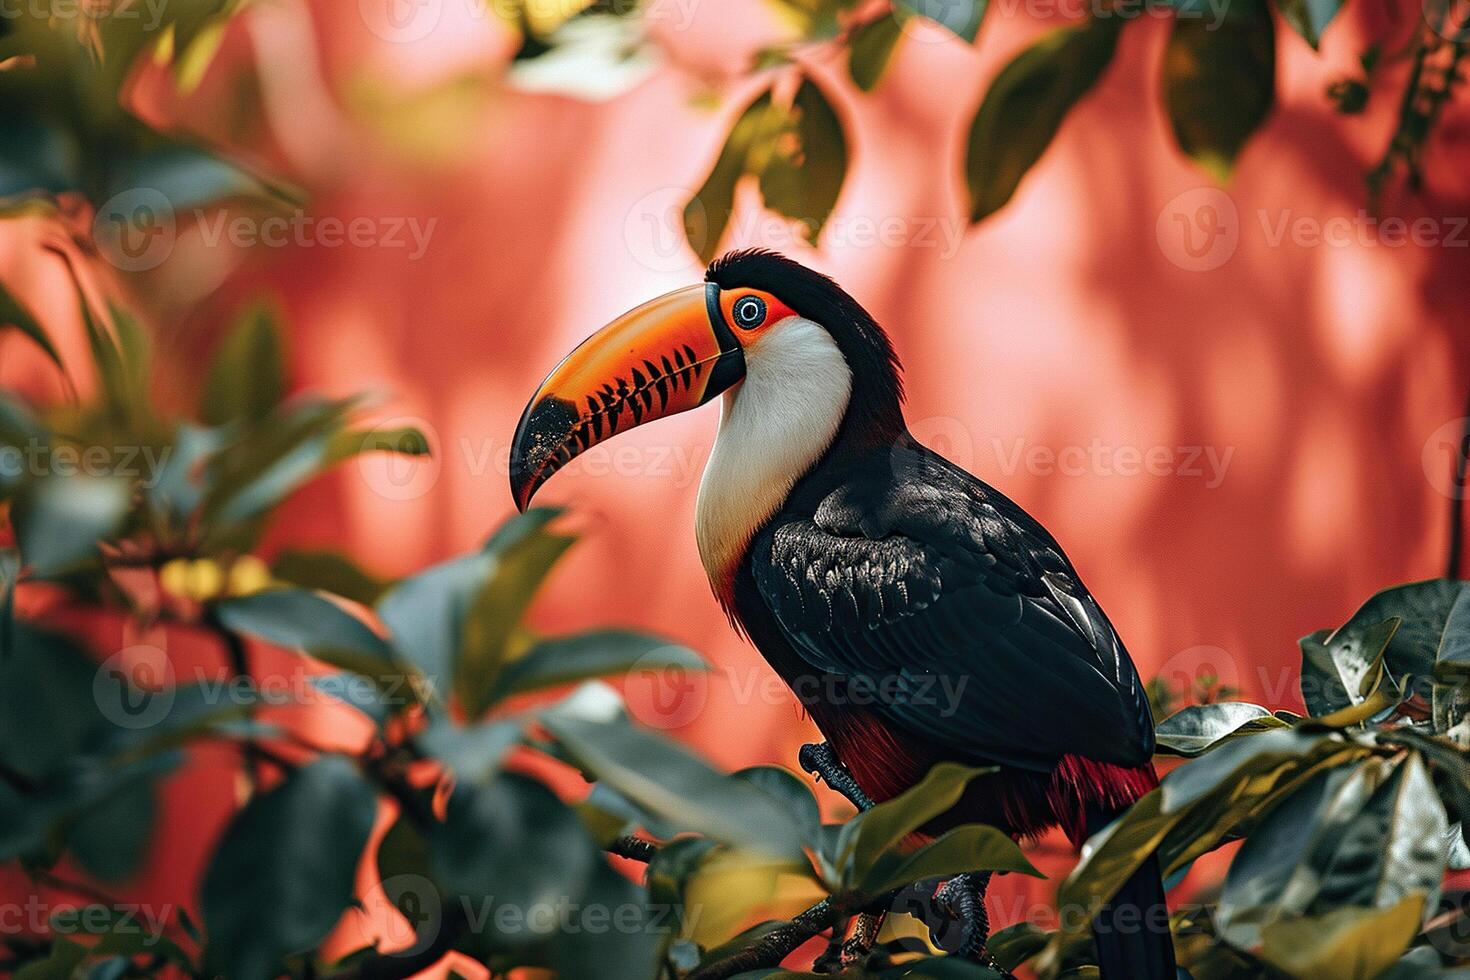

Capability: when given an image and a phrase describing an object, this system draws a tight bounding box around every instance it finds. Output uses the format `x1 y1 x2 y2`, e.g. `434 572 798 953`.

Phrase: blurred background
1 0 1468 971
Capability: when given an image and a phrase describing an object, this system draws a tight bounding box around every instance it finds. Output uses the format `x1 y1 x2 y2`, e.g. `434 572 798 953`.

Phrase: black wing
749 442 1154 773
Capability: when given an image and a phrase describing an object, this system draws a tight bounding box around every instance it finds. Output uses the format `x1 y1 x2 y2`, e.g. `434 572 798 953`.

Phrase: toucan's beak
510 283 745 510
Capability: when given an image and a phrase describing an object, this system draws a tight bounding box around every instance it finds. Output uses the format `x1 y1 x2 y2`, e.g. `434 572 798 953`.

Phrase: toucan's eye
732 295 767 330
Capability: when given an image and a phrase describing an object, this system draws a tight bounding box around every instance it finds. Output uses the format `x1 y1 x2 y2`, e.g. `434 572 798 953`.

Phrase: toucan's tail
1084 804 1177 980
1090 851 1176 979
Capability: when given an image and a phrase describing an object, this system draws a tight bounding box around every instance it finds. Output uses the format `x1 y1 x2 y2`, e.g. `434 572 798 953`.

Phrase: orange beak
509 283 745 510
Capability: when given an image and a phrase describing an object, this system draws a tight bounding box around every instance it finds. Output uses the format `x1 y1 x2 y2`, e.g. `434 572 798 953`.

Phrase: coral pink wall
3 0 1468 964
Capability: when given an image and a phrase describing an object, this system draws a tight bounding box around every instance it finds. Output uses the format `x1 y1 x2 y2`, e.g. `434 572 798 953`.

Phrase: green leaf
375 812 430 886
270 549 389 607
418 718 522 784
987 921 1048 971
1299 618 1400 717
0 281 66 375
757 77 847 246
146 423 227 519
0 548 19 658
324 425 432 464
201 396 358 525
683 89 787 263
965 16 1122 222
486 629 705 704
455 515 577 717
375 509 570 712
1435 586 1470 681
848 14 903 92
1160 727 1333 812
212 588 395 668
1154 701 1279 755
1162 0 1275 181
11 475 131 575
858 822 1039 895
66 776 155 881
1317 580 1470 691
833 762 992 890
549 858 661 980
430 773 599 938
732 765 822 849
1215 759 1389 948
14 939 87 980
895 0 986 42
201 301 285 426
1256 892 1425 980
542 715 808 862
201 756 379 980
1276 0 1345 48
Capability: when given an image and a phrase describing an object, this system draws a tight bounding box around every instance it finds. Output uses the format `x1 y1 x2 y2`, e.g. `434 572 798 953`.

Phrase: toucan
509 249 1175 978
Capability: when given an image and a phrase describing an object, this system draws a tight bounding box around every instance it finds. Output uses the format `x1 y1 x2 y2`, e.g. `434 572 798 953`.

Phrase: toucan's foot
799 742 874 812
933 872 1009 974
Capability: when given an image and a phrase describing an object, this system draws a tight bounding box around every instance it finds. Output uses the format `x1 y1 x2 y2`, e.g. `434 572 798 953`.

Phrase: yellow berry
186 559 224 601
228 555 273 596
159 558 191 598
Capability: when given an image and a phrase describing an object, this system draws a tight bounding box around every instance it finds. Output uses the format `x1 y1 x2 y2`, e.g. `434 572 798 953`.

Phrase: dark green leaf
1216 759 1388 948
0 548 18 658
418 718 522 784
212 588 395 667
455 513 577 717
895 0 986 42
66 776 155 881
1276 0 1346 48
758 77 847 246
430 773 598 936
1163 0 1275 180
307 673 391 724
11 475 131 575
732 765 822 848
201 396 357 524
987 921 1048 971
683 90 786 263
848 14 903 91
1154 701 1277 755
146 423 227 519
833 762 995 890
202 757 378 980
271 549 389 607
14 939 87 980
543 715 807 862
965 17 1122 222
1300 617 1400 717
487 629 705 704
859 822 1039 895
550 858 661 980
1435 586 1470 681
201 301 285 426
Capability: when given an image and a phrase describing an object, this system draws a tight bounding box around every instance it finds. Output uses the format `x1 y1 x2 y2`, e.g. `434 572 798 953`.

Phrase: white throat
695 316 852 587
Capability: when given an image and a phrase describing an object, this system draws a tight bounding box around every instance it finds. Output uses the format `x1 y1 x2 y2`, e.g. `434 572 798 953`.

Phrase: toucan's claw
933 872 1011 974
799 742 875 812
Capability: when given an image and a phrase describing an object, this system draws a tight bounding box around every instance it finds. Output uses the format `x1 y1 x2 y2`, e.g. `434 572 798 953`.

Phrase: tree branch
686 899 844 980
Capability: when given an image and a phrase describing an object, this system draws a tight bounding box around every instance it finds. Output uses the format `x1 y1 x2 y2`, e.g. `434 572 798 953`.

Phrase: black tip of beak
509 394 580 512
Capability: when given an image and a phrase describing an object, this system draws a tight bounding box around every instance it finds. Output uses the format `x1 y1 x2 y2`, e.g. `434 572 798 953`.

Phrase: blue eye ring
732 295 766 329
